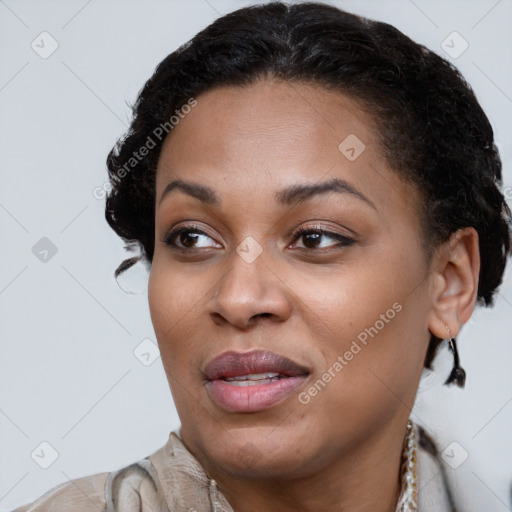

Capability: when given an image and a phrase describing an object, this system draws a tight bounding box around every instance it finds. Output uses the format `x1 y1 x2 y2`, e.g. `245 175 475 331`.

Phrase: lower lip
206 375 308 413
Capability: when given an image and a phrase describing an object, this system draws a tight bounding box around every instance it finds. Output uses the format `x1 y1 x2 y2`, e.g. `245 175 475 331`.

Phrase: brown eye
164 226 221 250
291 227 355 250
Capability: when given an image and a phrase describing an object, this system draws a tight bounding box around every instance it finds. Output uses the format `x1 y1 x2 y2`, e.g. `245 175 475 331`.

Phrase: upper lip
203 349 310 380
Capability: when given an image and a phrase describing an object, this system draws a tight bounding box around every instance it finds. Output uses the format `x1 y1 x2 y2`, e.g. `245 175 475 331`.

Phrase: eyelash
291 225 355 250
163 224 355 252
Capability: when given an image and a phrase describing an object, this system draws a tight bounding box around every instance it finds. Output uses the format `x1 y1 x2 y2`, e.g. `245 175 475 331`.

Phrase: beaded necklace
395 420 418 511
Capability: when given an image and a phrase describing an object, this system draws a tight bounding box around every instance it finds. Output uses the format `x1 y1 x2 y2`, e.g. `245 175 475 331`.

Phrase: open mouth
203 349 310 412
221 371 287 386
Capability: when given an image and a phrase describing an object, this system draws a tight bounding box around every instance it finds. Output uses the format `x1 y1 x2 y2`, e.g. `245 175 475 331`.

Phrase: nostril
247 312 272 324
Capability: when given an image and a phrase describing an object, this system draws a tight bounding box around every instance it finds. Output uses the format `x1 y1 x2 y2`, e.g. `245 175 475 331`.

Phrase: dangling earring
444 325 466 388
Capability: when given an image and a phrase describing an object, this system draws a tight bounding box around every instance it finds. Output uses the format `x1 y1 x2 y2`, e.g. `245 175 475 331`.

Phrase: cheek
301 254 426 417
148 266 207 413
147 263 200 364
148 258 203 330
294 257 405 346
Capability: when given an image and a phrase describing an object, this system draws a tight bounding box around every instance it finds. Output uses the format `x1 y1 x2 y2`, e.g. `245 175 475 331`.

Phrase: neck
200 417 409 512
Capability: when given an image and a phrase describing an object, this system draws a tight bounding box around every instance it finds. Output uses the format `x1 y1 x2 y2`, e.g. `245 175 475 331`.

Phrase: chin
197 427 320 479
215 448 306 480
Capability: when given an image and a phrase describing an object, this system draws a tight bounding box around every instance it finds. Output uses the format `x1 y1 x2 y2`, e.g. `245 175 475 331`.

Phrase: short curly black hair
105 1 512 374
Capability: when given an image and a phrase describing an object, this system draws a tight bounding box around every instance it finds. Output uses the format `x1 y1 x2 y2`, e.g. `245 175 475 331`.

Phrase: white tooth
225 372 281 382
224 377 280 386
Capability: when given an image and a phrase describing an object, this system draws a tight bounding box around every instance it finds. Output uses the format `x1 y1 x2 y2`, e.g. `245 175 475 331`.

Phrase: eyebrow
158 177 376 210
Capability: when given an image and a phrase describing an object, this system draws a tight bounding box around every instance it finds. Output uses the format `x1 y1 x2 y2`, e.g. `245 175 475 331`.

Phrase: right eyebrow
158 180 219 206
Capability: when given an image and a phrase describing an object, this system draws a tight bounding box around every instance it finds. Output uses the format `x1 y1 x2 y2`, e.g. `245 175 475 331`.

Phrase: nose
209 245 293 330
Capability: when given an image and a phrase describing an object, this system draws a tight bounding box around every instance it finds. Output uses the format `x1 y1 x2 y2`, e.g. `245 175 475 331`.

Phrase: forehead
155 79 419 220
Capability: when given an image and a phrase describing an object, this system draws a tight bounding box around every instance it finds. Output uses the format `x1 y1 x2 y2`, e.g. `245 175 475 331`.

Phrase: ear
427 227 480 339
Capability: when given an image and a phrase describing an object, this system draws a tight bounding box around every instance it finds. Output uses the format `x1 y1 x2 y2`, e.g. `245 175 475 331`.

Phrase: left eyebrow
275 177 376 210
158 177 376 211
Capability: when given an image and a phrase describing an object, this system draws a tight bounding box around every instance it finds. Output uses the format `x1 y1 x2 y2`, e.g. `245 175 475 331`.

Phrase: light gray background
1 0 511 510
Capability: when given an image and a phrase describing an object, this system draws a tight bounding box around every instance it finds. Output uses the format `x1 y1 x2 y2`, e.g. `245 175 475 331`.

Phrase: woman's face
148 79 435 478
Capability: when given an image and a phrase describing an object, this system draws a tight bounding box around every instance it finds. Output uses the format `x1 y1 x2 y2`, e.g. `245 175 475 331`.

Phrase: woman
13 2 511 511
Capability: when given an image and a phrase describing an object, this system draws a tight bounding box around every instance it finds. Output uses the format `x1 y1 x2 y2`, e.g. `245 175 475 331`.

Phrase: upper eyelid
166 224 345 238
290 227 355 248
165 224 219 244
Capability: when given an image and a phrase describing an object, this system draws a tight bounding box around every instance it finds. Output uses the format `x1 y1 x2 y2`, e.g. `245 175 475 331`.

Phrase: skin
147 78 480 512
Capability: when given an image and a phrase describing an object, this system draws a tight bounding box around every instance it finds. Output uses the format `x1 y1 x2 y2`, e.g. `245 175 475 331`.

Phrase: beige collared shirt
12 426 455 511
